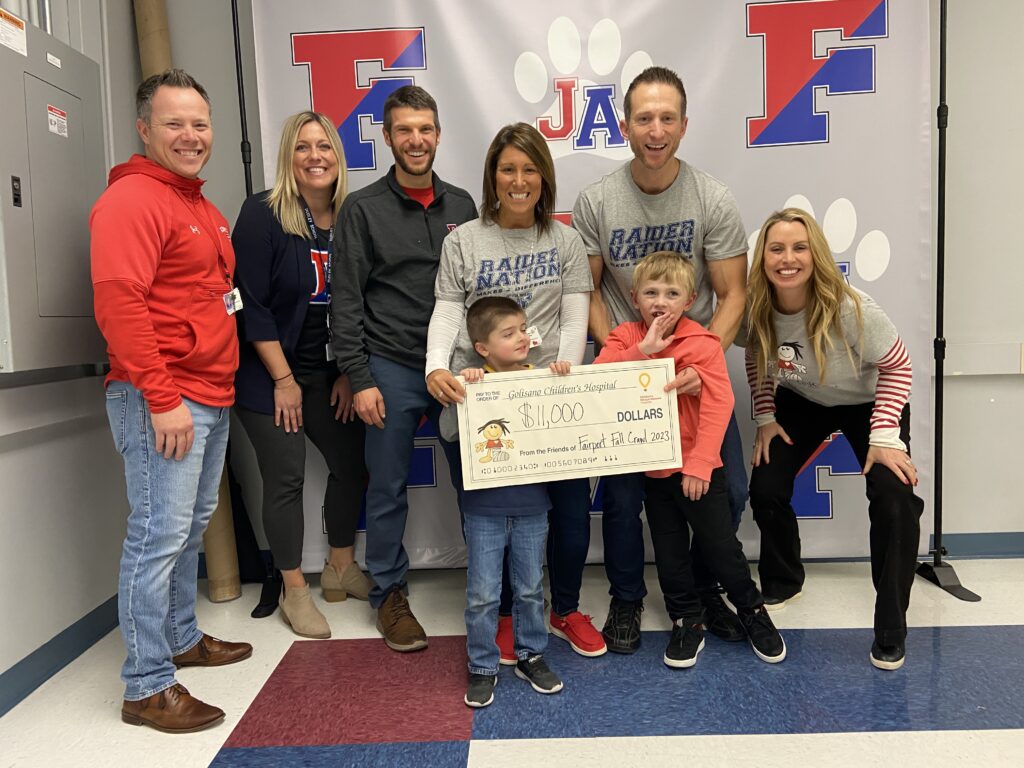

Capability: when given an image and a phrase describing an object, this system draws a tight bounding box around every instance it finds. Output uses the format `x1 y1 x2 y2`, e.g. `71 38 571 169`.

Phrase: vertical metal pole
933 0 947 567
231 0 253 197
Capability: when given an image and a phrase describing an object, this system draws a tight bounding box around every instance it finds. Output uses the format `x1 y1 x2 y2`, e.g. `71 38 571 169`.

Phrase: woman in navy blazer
233 111 369 638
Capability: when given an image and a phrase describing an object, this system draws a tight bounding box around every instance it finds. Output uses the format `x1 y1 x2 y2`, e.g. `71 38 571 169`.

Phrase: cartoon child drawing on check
475 418 514 463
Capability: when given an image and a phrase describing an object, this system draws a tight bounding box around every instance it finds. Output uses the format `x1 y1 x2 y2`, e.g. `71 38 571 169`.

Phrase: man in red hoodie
90 69 250 733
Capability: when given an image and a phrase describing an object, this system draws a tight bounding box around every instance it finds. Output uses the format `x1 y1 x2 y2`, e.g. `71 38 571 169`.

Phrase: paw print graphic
747 196 892 282
513 17 652 159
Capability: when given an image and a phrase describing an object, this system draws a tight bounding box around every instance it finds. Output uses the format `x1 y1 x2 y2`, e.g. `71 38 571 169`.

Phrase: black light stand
915 0 980 602
231 0 253 198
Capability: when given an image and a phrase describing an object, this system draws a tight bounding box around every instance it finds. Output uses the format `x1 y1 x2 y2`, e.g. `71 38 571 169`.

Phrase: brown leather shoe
376 589 427 652
172 633 252 668
121 684 224 733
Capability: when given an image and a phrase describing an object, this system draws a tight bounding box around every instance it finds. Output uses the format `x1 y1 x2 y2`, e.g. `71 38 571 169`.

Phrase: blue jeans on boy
363 355 447 608
464 513 549 675
440 439 592 617
105 381 229 701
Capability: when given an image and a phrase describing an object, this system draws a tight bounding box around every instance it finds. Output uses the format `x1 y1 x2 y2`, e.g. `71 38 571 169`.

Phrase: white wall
933 0 1024 538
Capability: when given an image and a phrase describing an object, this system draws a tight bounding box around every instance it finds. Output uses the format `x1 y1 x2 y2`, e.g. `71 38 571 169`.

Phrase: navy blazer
232 191 329 414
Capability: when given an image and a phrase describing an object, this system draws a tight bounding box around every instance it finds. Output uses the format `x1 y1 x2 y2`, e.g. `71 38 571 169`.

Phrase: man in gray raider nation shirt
573 65 751 655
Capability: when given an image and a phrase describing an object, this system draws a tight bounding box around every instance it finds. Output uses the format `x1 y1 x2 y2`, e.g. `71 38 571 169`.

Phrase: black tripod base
916 560 981 602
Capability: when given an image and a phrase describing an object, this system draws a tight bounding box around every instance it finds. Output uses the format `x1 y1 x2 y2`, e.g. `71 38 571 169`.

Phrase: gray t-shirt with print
768 288 900 408
573 160 748 329
435 217 593 439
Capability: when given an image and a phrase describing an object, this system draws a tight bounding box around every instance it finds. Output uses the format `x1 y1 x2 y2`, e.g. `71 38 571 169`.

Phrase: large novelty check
456 359 682 490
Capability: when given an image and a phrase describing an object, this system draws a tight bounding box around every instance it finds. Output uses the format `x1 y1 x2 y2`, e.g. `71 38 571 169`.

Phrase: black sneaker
602 597 643 654
740 606 786 663
464 673 497 708
763 591 802 612
664 619 705 668
514 654 564 694
870 641 906 671
701 590 746 642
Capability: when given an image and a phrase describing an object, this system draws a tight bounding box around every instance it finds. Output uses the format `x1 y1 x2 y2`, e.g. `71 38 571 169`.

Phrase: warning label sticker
47 105 68 138
0 8 28 57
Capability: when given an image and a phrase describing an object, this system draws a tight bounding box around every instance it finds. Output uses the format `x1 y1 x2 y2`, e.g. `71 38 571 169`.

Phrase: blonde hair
747 208 862 384
631 251 697 295
266 111 347 239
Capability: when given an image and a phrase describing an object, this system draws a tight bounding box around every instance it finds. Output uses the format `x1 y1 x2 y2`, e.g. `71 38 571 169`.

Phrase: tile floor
1 559 1021 767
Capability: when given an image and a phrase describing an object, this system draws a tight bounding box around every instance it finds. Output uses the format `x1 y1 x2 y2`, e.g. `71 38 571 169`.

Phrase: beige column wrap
203 466 242 602
132 0 241 602
133 0 172 78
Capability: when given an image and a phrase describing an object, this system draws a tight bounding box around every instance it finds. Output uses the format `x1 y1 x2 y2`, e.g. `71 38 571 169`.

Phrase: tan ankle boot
279 584 331 639
321 562 372 602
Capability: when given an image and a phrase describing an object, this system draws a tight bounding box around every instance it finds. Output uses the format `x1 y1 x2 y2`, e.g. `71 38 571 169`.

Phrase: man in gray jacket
332 85 476 652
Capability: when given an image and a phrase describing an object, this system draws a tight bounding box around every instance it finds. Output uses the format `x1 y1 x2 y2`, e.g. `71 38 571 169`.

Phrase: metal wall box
0 16 107 372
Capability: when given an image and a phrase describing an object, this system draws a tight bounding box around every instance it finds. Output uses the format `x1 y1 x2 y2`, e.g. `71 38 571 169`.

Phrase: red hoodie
90 154 237 412
594 317 734 482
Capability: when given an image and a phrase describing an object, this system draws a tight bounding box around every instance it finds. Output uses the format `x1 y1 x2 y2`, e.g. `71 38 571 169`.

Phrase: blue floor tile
471 626 1024 739
210 741 470 767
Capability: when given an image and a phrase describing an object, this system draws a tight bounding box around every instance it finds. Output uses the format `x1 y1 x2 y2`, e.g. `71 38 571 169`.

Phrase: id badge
325 343 336 362
526 325 543 349
222 288 243 315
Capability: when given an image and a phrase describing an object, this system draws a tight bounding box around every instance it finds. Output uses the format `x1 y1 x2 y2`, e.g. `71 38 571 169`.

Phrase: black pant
644 469 762 622
235 371 367 570
749 387 924 645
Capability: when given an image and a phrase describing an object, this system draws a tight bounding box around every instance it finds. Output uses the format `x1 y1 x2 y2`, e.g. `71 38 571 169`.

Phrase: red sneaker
549 610 607 657
496 615 516 666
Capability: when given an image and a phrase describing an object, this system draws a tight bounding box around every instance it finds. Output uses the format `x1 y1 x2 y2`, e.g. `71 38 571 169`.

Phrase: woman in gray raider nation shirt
425 123 608 661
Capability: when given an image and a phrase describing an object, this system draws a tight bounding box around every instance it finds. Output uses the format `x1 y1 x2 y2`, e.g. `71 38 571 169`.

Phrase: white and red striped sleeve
869 336 912 450
745 346 777 426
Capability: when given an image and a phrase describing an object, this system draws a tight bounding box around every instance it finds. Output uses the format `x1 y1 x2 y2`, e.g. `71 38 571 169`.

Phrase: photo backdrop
244 0 933 569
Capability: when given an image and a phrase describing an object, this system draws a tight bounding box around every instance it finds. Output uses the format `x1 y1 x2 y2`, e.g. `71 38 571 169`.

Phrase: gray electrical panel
0 15 107 372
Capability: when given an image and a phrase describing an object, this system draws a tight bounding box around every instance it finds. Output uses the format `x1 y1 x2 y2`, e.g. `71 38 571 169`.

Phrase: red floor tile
225 635 473 747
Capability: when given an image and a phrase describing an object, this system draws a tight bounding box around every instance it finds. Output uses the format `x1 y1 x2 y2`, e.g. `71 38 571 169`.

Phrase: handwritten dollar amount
517 401 584 429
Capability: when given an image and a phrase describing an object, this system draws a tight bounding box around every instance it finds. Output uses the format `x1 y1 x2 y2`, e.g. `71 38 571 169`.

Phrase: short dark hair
623 66 687 122
480 122 556 233
382 85 439 132
466 296 525 345
136 68 211 123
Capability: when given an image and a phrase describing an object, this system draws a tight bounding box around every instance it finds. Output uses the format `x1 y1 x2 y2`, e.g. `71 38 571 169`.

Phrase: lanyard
302 203 334 287
303 203 335 341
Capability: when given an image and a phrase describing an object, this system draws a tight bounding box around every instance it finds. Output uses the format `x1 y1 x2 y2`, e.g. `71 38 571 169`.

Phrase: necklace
499 222 538 274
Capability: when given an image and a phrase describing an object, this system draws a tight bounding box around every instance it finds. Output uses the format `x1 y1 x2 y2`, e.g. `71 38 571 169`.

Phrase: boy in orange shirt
594 251 785 668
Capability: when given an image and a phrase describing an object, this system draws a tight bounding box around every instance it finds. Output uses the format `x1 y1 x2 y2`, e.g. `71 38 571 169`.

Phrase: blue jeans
601 471 648 602
545 477 593 615
105 381 229 701
440 437 591 616
363 355 444 608
464 513 548 675
722 412 749 529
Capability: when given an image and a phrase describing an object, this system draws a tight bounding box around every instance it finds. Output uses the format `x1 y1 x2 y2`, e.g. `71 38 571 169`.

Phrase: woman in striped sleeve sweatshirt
745 208 924 671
